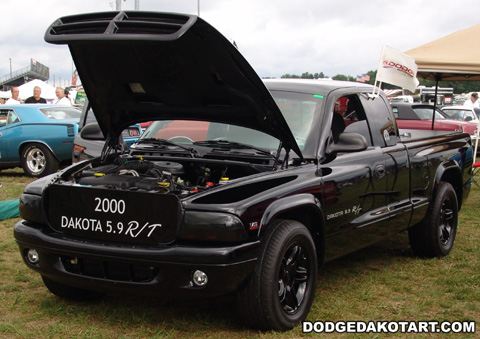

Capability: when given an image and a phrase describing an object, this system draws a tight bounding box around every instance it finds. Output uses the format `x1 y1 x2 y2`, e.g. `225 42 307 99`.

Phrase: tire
237 219 317 331
42 276 105 301
408 182 458 257
21 144 59 177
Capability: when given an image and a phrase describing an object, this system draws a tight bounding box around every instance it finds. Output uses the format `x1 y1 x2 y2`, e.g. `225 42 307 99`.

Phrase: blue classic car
0 105 80 177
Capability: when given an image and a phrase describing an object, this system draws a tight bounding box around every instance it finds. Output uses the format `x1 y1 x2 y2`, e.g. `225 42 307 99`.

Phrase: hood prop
101 132 126 162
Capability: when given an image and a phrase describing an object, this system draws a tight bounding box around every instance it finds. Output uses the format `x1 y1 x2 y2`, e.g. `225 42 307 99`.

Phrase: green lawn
0 168 478 338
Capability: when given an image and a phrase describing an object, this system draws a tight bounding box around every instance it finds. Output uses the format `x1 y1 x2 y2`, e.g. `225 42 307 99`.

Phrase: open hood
45 11 303 158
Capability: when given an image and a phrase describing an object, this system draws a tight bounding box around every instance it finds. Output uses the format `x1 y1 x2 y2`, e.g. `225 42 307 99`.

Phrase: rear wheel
42 276 105 301
408 182 458 257
237 219 317 331
21 144 59 177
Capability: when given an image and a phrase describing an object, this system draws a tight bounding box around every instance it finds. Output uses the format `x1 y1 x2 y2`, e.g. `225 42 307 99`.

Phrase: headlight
19 173 57 225
19 193 46 224
180 211 248 242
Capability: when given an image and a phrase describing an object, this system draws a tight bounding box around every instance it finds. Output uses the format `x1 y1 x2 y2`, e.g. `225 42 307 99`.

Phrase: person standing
64 88 74 105
53 87 72 105
25 86 47 104
463 92 479 108
5 87 21 105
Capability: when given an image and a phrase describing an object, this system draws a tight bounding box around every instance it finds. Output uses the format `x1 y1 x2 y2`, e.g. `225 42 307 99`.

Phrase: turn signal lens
73 144 86 152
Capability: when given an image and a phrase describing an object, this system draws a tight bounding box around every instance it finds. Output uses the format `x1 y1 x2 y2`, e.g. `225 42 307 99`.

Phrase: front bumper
14 220 260 299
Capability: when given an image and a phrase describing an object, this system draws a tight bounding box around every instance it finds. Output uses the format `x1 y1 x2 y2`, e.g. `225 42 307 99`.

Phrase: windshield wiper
193 139 278 161
137 138 198 156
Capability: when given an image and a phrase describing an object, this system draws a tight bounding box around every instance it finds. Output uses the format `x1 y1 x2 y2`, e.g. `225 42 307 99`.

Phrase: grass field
0 167 478 338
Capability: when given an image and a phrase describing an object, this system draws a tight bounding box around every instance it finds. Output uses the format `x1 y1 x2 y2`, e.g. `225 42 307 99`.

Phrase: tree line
281 71 480 94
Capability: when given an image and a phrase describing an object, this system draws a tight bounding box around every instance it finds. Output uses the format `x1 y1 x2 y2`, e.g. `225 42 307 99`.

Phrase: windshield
40 107 81 120
141 120 280 150
271 91 318 150
140 91 319 152
413 107 446 120
442 108 476 121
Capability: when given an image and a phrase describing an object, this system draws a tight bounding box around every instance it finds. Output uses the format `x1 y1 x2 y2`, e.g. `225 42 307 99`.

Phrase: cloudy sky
1 0 480 87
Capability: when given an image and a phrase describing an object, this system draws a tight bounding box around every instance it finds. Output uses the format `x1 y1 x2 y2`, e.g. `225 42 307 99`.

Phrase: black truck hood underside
45 11 303 158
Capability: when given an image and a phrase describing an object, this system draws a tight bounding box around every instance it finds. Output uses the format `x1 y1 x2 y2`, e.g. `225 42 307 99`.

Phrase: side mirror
80 123 105 140
326 132 368 155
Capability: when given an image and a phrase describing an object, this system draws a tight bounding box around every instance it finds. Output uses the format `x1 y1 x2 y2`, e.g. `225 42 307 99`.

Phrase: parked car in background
72 99 142 163
140 120 210 143
392 103 478 136
441 105 480 124
0 105 80 177
139 121 153 132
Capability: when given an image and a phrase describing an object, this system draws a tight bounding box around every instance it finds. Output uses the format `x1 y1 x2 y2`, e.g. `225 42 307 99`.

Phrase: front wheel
237 219 317 331
408 182 458 257
21 144 59 177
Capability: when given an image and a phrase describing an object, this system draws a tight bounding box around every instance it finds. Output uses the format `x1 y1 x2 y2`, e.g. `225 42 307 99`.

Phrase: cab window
361 95 398 147
7 110 20 125
0 109 20 126
331 94 373 147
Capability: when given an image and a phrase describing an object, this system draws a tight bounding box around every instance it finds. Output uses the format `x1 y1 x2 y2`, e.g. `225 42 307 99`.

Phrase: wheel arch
433 160 463 210
19 141 61 162
258 193 325 266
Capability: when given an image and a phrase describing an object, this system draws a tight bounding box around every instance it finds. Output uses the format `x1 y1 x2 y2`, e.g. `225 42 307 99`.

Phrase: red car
139 121 153 131
149 120 209 142
392 103 478 135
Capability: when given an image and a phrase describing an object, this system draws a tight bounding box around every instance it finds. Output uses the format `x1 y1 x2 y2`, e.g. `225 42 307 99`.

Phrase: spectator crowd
0 86 73 105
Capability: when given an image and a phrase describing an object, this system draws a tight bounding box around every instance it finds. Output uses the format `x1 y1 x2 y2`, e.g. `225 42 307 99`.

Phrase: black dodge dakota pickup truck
14 11 473 331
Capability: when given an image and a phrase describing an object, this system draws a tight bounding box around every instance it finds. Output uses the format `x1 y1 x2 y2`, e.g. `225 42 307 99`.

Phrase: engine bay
69 155 269 198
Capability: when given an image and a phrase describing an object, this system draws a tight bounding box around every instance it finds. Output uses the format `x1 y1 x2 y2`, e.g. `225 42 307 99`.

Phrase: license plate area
45 184 180 245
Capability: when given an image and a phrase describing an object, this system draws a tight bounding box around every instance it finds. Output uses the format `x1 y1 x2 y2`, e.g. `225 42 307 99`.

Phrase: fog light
26 249 40 264
192 270 208 286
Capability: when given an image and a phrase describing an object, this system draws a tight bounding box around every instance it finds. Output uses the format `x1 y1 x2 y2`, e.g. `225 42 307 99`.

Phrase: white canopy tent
405 23 480 81
18 79 57 101
0 90 11 99
405 24 480 162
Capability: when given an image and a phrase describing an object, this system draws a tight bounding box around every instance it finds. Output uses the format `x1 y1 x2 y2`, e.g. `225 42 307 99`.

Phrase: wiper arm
137 138 198 156
194 139 277 160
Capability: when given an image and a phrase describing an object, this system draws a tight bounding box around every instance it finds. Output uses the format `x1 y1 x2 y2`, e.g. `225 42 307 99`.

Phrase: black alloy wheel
438 194 455 247
278 242 309 315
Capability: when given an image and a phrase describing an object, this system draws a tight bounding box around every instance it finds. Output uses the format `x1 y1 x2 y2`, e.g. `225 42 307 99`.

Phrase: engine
72 156 243 197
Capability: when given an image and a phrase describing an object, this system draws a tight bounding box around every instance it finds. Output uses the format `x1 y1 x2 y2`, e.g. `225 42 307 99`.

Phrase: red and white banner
71 69 78 86
376 45 418 92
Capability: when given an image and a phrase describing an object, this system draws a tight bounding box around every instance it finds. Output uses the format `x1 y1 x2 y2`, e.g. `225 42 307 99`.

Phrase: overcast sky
2 0 480 87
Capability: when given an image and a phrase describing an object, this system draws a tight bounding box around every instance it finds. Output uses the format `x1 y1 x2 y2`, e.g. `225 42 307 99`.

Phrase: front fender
258 193 322 236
